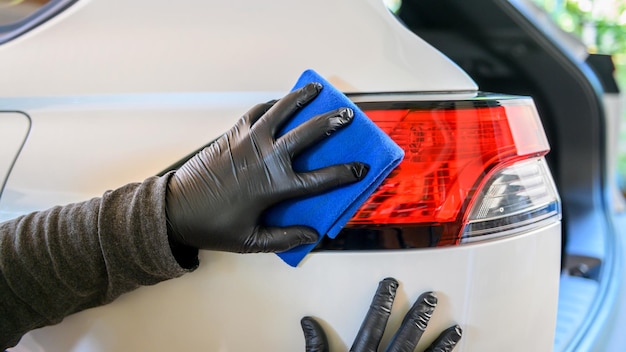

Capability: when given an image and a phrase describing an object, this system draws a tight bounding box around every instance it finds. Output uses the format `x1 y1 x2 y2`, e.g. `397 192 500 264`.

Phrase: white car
0 0 563 351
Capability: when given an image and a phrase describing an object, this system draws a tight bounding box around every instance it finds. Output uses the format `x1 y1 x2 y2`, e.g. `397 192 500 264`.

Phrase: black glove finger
386 291 438 352
351 277 399 352
241 225 318 253
241 100 278 126
423 325 462 352
259 82 322 136
301 317 330 352
288 162 369 199
278 107 354 158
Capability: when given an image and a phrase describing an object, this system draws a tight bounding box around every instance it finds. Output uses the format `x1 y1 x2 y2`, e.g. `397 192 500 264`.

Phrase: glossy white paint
0 0 476 97
0 1 562 351
0 92 283 221
13 223 561 352
0 112 30 195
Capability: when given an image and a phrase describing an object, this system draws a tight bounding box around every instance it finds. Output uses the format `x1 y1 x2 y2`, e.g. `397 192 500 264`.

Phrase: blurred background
531 0 626 193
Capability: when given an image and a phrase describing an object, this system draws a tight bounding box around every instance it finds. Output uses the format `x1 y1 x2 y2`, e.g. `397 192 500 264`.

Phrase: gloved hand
301 278 462 352
166 82 369 253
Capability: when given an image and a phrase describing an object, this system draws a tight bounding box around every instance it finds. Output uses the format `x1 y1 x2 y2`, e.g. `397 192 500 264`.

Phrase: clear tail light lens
322 94 561 250
461 157 560 243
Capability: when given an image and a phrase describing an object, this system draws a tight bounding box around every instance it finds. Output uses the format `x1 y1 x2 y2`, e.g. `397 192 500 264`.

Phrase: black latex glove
301 278 462 352
165 82 369 253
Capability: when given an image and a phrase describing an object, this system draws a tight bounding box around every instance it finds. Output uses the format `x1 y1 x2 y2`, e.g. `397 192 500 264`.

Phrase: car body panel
0 112 30 199
0 0 476 97
0 1 562 351
0 93 273 221
14 223 560 352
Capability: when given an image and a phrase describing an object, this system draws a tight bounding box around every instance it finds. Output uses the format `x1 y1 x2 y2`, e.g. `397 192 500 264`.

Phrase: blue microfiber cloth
265 69 404 267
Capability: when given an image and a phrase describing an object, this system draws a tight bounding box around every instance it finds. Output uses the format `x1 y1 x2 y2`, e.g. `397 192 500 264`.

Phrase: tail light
319 94 561 250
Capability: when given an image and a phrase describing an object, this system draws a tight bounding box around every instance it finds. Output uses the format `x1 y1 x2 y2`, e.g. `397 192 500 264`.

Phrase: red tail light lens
328 95 559 248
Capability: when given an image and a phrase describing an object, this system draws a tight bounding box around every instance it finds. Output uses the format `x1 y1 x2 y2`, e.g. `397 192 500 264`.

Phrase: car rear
0 0 562 351
393 0 626 350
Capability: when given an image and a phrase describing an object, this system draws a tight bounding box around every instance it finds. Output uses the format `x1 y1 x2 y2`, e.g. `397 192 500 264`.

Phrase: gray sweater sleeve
0 174 198 349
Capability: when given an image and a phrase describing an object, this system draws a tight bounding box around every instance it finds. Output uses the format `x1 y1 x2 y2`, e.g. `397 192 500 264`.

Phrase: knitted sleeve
0 174 198 349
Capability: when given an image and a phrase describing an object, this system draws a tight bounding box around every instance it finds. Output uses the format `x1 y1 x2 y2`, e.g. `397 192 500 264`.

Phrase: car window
0 0 77 44
0 0 51 26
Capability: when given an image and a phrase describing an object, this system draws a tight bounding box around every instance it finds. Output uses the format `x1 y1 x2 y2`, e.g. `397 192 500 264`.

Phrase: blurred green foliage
534 0 625 88
533 0 625 54
533 0 626 186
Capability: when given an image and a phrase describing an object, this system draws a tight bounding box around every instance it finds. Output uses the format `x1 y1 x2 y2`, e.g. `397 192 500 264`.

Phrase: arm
0 175 190 349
